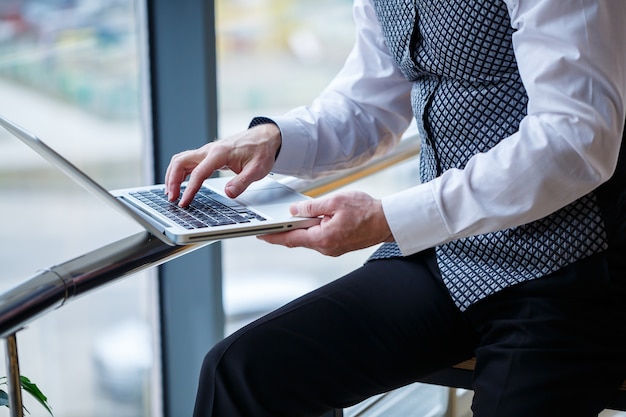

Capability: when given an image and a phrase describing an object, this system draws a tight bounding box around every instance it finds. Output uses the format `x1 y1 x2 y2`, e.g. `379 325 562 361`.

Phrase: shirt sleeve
270 0 414 178
385 0 626 256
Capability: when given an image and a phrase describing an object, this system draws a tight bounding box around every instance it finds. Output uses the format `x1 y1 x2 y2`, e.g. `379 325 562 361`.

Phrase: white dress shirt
270 0 626 257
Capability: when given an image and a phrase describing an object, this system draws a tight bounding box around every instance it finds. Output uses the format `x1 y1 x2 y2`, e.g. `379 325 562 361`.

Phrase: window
0 1 157 416
215 0 362 334
0 1 445 416
215 3 450 417
215 0 420 335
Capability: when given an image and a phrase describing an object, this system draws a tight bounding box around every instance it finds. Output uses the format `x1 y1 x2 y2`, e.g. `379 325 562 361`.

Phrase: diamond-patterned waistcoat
369 0 626 310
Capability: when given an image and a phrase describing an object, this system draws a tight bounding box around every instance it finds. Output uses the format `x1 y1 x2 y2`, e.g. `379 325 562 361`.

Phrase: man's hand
164 123 281 207
258 191 394 256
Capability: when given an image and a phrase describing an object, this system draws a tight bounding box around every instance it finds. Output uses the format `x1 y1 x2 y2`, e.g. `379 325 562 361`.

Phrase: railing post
5 333 23 417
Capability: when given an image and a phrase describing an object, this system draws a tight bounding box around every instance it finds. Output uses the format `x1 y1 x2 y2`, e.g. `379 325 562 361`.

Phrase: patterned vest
369 0 625 311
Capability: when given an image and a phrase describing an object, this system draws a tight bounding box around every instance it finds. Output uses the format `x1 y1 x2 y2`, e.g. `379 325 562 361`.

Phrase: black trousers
193 247 626 417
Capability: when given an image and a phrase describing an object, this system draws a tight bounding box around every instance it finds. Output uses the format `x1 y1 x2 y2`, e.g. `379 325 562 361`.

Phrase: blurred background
0 0 426 416
24 1 626 417
1 1 624 417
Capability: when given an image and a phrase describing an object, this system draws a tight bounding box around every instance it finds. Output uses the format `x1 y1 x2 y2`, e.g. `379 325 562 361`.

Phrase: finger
165 151 201 201
179 168 213 207
223 160 272 198
257 228 315 248
164 155 179 198
178 154 227 206
164 153 182 189
258 227 347 257
179 181 201 207
290 198 332 218
224 170 259 198
225 175 249 199
165 163 190 202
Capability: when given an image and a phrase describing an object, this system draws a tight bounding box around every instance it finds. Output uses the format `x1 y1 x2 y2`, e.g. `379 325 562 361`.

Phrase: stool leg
5 333 23 417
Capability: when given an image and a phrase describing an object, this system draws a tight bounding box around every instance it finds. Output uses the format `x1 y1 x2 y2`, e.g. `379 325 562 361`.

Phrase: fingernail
225 184 237 198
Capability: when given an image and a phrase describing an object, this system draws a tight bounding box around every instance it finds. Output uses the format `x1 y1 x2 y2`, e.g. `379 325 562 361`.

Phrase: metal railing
0 133 420 417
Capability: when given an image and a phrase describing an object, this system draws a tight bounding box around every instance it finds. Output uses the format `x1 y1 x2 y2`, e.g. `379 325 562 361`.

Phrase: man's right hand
164 123 282 207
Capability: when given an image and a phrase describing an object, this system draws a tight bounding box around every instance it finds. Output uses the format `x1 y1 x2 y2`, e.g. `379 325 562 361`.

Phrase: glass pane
0 1 157 416
217 0 356 129
217 0 419 333
216 2 447 416
217 0 361 334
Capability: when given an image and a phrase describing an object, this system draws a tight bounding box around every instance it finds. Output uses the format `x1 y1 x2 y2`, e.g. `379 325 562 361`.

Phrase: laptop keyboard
130 186 266 230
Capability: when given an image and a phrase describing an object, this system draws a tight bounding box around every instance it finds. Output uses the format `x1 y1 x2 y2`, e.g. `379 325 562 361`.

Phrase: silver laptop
0 114 320 246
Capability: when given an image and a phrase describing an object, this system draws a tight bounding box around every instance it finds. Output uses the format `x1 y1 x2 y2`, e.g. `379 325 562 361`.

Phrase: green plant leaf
20 376 53 416
0 388 27 414
0 389 8 407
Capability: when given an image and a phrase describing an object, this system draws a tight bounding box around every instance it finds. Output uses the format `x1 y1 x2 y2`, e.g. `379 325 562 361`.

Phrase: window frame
146 1 224 416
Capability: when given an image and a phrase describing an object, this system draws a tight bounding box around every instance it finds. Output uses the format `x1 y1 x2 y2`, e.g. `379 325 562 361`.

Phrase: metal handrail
1 234 214 417
0 233 212 339
0 132 420 416
279 130 421 197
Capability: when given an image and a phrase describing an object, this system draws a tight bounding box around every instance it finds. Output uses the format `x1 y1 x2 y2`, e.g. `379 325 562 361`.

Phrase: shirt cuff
267 115 316 176
248 116 277 128
381 181 451 256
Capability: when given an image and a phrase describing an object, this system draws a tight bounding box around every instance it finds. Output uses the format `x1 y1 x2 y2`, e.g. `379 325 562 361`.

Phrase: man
165 1 626 416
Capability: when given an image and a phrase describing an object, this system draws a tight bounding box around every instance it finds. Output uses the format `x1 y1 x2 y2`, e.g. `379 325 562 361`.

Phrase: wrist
249 116 282 160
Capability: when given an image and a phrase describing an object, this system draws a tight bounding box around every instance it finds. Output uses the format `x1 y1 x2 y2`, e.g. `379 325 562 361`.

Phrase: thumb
290 199 324 218
225 172 257 198
225 162 272 198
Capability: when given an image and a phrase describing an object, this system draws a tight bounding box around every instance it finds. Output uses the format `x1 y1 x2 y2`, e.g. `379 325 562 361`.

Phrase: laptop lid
0 115 319 246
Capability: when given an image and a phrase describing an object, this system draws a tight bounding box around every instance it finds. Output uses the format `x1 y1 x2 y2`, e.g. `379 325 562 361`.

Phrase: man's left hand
258 191 394 257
